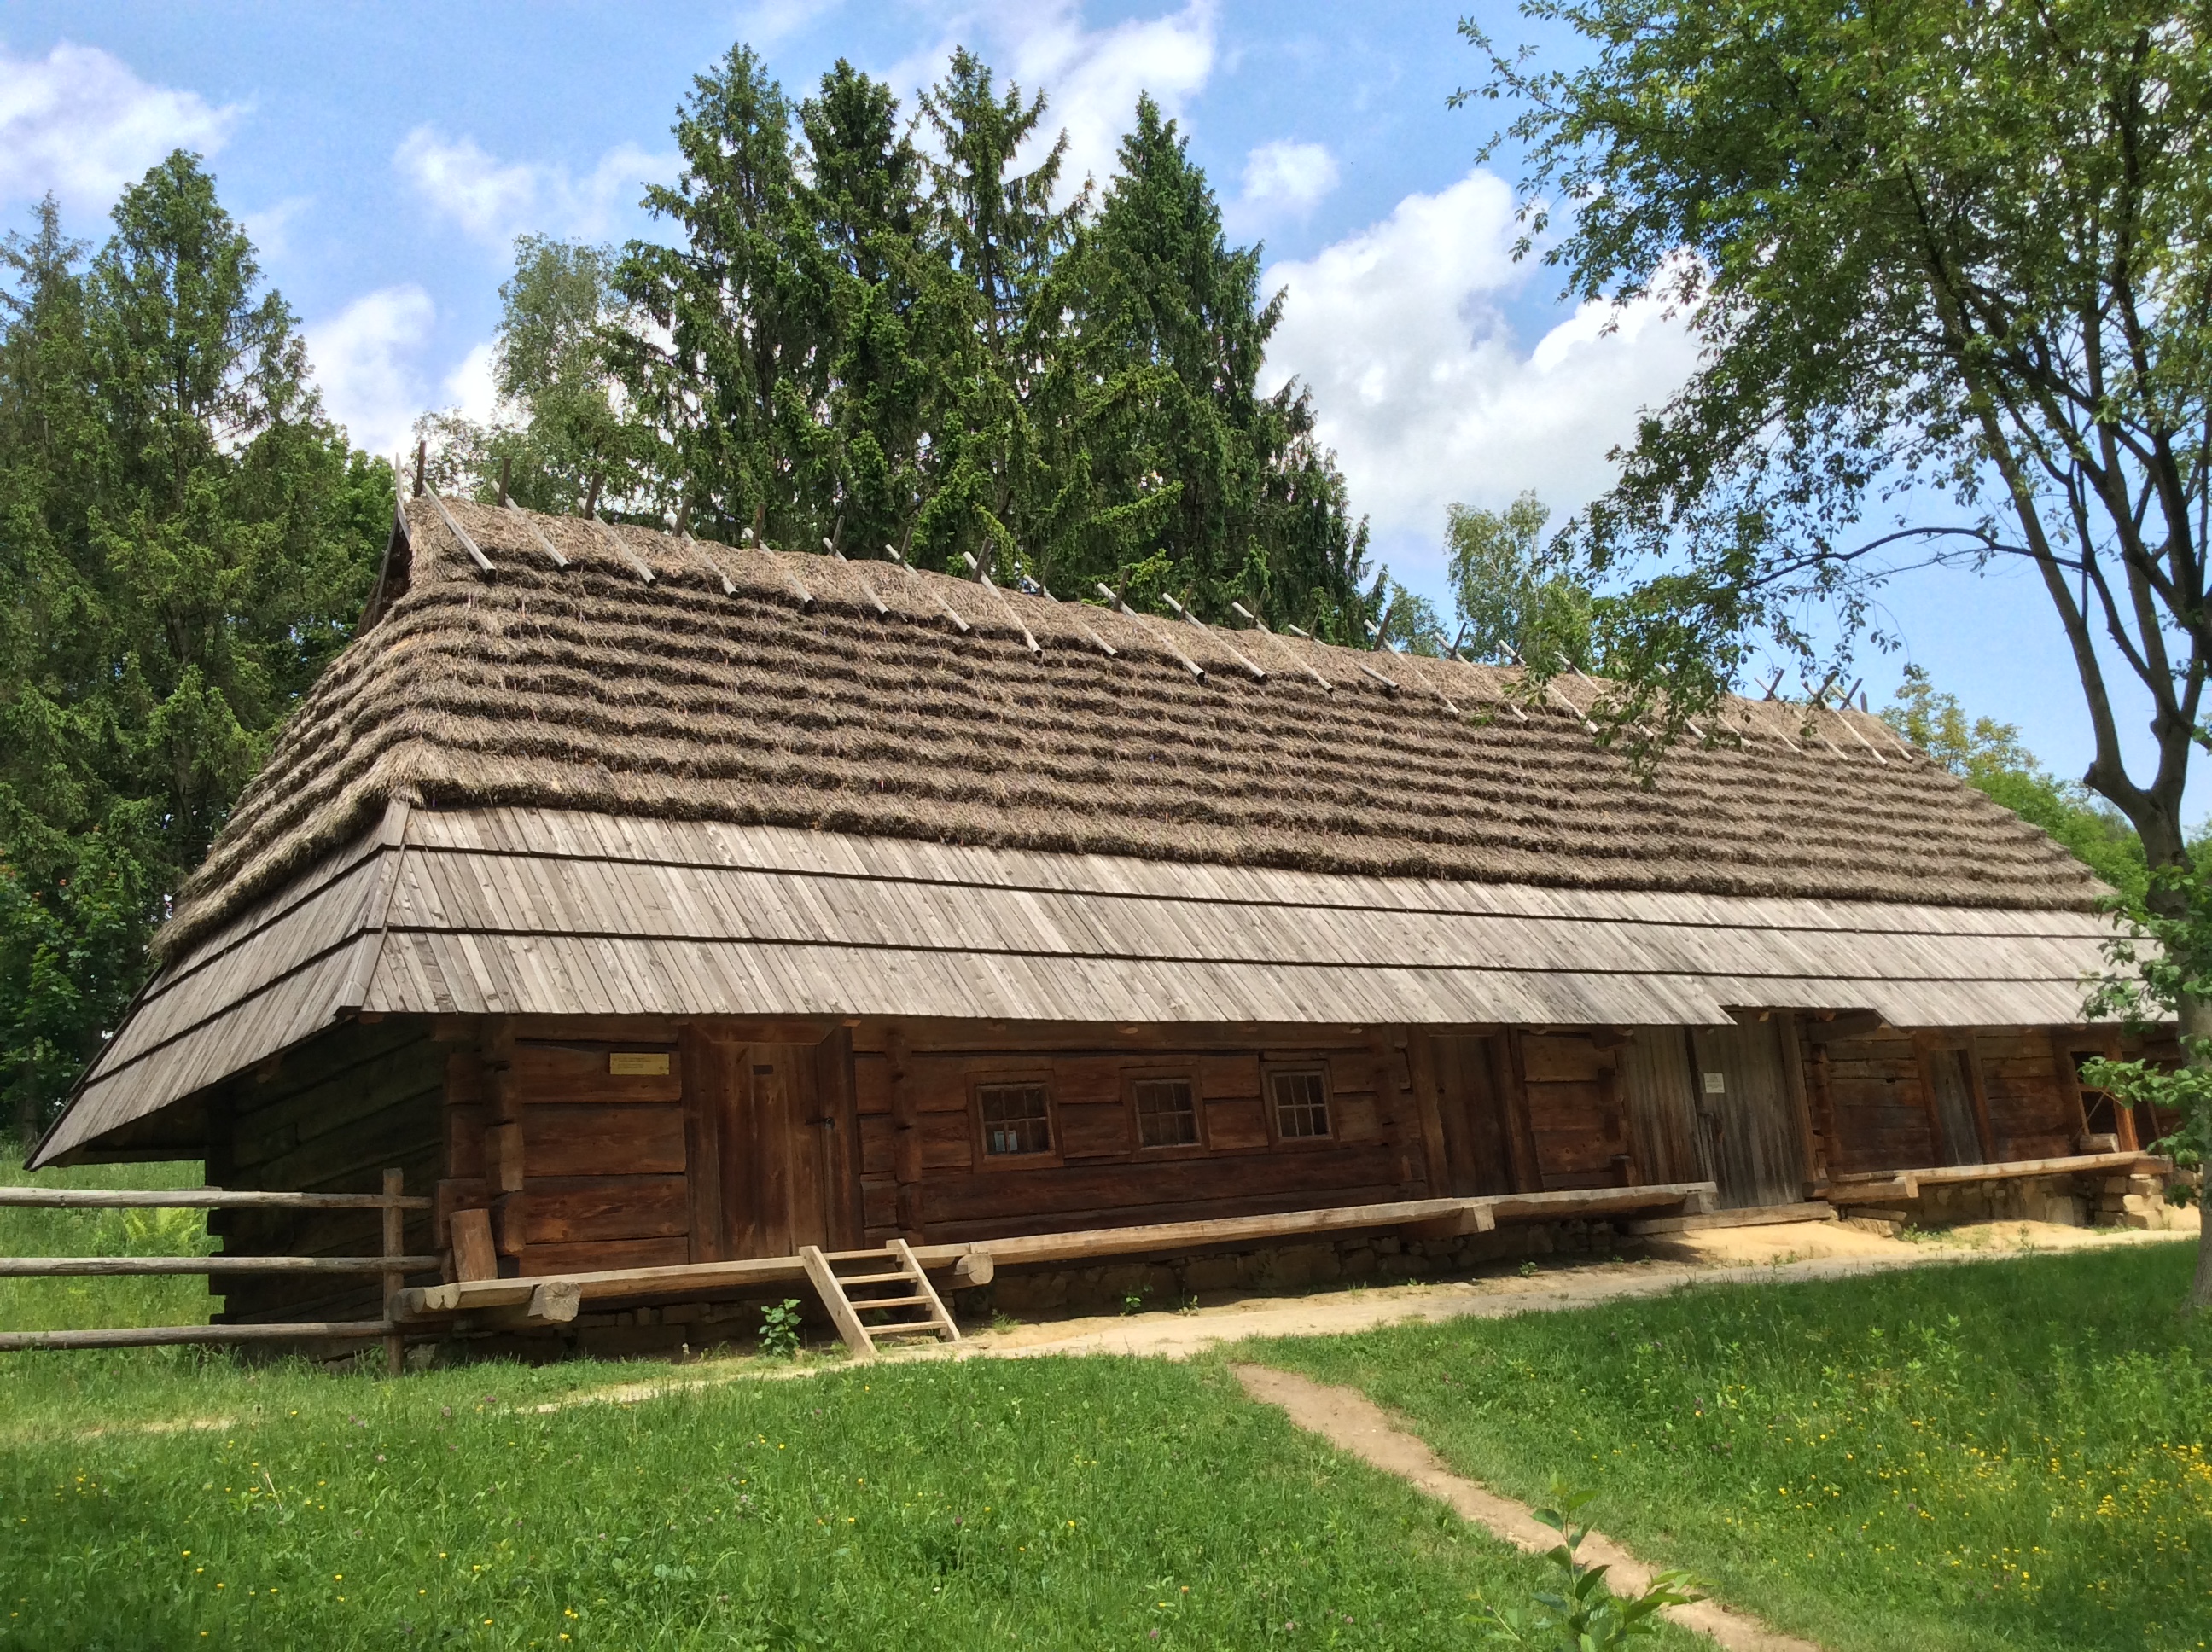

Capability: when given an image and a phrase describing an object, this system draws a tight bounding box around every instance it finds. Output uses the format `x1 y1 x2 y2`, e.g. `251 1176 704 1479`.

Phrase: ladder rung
855 1294 930 1309
870 1323 946 1338
834 1271 908 1286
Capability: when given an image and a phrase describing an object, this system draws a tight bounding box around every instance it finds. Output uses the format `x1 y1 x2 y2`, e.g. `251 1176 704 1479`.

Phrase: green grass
0 1153 1704 1650
0 1149 212 1335
1245 1244 2212 1652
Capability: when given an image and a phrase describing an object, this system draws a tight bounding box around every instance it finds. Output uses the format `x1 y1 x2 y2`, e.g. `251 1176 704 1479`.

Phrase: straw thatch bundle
157 497 2100 963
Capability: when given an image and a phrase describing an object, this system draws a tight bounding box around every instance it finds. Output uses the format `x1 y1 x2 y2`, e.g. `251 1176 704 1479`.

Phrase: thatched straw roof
161 497 2098 965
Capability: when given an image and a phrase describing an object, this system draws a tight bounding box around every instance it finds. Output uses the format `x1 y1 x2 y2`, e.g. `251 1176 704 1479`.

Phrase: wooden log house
27 496 2177 1350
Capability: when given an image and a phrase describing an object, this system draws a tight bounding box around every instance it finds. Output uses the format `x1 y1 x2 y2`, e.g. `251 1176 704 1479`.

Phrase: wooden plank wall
1518 1034 1634 1191
851 1027 1430 1244
1811 1028 2087 1173
211 1019 444 1323
439 1018 696 1278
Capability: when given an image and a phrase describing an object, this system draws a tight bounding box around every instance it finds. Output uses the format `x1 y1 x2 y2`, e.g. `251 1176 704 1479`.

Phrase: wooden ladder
799 1240 962 1359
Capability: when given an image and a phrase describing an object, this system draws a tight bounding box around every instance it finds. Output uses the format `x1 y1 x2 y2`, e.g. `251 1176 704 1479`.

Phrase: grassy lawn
1246 1244 2212 1652
0 1153 1705 1651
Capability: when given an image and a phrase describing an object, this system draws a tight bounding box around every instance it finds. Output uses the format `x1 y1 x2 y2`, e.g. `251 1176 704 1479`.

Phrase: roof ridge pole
742 527 812 608
422 483 495 576
1395 652 1462 717
1234 602 1330 693
1160 594 1265 681
963 550 1042 656
683 529 738 596
1822 699 1889 765
885 545 970 634
1505 643 1597 735
506 503 568 569
1096 584 1205 681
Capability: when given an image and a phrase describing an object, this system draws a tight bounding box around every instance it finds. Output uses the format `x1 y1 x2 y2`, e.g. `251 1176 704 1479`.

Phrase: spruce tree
612 44 822 544
0 157 386 1143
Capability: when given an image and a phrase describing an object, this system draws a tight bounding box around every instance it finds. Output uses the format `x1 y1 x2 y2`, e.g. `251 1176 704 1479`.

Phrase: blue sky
0 1 2186 816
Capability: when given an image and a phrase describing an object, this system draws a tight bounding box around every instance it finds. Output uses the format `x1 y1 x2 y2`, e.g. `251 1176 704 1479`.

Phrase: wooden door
1923 1047 1987 1166
717 1042 844 1259
1426 1034 1519 1195
1617 1028 1705 1186
1686 1023 1807 1209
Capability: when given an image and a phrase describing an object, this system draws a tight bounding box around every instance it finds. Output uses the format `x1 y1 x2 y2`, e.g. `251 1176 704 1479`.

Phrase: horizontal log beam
0 1321 396 1352
391 1182 1719 1323
1825 1152 2166 1204
0 1254 442 1277
0 1188 432 1211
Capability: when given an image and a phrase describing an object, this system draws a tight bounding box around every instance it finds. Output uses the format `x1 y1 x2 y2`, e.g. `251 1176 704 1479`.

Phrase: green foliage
1457 0 2212 870
434 48 1382 637
1446 492 1596 669
1480 1482 1702 1649
1881 668 2149 910
0 161 386 1144
756 1297 802 1358
1258 1244 2212 1650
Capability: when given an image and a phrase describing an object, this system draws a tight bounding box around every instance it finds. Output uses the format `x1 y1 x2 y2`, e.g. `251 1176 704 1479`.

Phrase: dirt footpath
953 1214 2197 1362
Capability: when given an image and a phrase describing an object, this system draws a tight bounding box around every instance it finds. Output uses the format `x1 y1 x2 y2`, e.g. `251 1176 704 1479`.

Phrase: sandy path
1232 1363 1824 1652
954 1217 2192 1362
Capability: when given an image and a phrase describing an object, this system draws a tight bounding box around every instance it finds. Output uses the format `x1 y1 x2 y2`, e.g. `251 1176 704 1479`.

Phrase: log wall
851 1025 1437 1244
209 1018 444 1323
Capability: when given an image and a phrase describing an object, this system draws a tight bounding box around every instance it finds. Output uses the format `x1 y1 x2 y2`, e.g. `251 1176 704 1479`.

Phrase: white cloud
0 42 238 214
1260 169 1702 566
887 1 1217 201
442 340 501 426
1237 138 1337 219
394 126 667 249
738 0 843 48
242 194 311 259
304 285 436 461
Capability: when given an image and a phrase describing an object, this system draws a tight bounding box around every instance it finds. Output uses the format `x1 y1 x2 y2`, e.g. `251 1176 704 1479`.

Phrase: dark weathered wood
887 1025 923 1236
523 1103 686 1178
1499 1031 1541 1192
681 1026 727 1265
522 1174 688 1245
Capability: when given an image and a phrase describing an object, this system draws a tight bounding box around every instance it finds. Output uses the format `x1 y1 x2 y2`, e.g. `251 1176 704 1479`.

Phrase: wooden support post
450 1208 498 1282
1777 1011 1825 1192
1403 1032 1452 1197
888 1026 923 1236
1497 1031 1543 1193
1370 1036 1417 1195
381 1168 405 1377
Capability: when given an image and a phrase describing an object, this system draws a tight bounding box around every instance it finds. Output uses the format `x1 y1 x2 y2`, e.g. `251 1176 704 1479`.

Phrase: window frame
969 1071 1062 1168
1123 1067 1208 1157
1262 1061 1336 1147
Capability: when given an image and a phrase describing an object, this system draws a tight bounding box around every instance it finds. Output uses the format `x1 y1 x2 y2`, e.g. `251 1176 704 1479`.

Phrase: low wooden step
800 1239 962 1360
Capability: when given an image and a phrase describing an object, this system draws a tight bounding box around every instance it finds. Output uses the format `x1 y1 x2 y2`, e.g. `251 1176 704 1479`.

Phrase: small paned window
979 1083 1052 1156
1271 1069 1331 1140
1132 1078 1200 1148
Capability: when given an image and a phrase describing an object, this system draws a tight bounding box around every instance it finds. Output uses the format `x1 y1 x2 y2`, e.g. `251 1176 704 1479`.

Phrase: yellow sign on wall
609 1051 672 1077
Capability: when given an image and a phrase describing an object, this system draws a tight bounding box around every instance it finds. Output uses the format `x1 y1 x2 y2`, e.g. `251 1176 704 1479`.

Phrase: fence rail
0 1169 424 1370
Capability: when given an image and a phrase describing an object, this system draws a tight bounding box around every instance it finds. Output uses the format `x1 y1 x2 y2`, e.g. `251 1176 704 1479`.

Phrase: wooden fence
0 1169 434 1372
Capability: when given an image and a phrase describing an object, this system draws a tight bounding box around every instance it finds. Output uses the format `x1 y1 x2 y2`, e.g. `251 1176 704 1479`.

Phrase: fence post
381 1168 405 1376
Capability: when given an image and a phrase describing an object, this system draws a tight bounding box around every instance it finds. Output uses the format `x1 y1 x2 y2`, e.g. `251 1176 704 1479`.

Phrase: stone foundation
1884 1166 2189 1232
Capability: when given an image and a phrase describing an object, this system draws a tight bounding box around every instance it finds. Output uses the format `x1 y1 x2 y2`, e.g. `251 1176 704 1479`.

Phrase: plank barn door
1686 1022 1807 1209
712 1041 852 1259
1617 1029 1706 1187
1425 1034 1521 1195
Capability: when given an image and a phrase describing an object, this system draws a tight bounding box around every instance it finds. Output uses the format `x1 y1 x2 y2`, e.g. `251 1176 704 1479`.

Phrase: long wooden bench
1823 1150 2167 1206
392 1180 1720 1329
